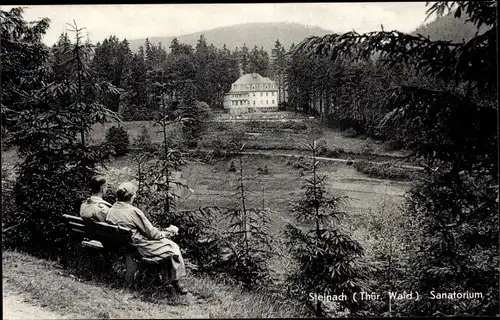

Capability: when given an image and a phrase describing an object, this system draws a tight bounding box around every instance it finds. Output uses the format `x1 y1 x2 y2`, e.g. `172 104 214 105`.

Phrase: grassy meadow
89 114 410 157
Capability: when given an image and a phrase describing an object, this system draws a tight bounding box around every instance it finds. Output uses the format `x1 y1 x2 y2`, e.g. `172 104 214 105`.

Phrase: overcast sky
3 3 436 45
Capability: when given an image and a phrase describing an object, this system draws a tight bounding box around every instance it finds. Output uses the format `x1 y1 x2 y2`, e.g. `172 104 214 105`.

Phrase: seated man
106 182 188 294
80 175 112 222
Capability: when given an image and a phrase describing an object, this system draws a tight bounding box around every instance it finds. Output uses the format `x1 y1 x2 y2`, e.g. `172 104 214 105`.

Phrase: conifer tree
284 140 367 317
3 12 121 256
218 142 274 289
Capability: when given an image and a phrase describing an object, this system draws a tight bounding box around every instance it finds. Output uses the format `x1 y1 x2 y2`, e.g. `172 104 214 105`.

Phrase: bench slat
69 221 85 228
91 222 132 242
63 214 84 223
95 221 132 234
82 240 104 249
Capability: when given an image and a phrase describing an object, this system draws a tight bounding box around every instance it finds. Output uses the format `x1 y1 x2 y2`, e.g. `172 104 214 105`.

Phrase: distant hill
127 22 333 53
411 11 488 42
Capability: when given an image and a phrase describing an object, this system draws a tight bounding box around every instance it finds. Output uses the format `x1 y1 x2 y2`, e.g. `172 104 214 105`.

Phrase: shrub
256 165 269 175
210 121 229 132
286 156 311 171
133 125 155 154
353 161 418 181
105 126 130 156
1 166 17 235
342 127 358 138
318 147 343 158
1 130 12 151
165 207 224 273
361 145 374 155
282 121 308 131
317 139 327 149
209 138 226 160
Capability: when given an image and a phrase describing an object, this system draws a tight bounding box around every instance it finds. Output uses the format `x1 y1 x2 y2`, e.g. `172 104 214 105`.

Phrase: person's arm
133 208 164 240
96 203 110 222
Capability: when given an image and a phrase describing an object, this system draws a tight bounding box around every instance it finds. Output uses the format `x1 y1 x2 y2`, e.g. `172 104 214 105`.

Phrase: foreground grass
3 250 306 319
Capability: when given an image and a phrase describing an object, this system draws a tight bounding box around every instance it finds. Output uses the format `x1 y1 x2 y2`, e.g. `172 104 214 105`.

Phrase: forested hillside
412 10 490 42
127 22 332 53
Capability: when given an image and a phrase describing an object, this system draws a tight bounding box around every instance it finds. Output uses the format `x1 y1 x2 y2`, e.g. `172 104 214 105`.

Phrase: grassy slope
3 250 306 319
89 117 410 158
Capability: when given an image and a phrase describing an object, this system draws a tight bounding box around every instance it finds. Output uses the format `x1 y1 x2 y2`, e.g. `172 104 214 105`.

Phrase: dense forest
65 34 273 120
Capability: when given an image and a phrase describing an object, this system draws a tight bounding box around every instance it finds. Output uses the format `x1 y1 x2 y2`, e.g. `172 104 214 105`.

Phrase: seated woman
80 175 112 222
106 182 188 294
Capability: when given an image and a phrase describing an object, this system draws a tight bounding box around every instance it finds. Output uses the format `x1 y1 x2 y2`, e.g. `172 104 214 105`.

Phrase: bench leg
124 253 139 288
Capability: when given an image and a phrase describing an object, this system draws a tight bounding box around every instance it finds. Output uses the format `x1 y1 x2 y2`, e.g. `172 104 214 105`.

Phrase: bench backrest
62 214 133 249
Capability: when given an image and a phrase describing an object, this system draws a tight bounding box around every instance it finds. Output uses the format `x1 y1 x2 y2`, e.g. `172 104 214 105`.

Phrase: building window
266 100 268 104
247 85 250 89
253 101 256 105
265 85 268 89
272 100 275 104
260 84 263 89
266 92 268 96
260 100 263 105
252 85 255 89
272 91 275 96
260 92 263 97
253 93 255 97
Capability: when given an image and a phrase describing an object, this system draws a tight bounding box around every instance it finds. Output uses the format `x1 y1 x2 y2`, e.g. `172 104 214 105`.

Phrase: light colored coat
106 201 185 278
79 196 112 222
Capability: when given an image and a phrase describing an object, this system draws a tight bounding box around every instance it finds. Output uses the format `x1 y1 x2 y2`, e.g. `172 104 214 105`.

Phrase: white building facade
223 73 279 115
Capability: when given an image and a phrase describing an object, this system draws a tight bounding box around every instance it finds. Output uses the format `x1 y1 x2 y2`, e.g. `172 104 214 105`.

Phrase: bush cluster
285 156 311 170
244 120 308 132
353 161 418 181
105 126 130 156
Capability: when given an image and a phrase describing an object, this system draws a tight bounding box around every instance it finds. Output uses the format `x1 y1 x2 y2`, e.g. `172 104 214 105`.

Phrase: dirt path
3 293 65 320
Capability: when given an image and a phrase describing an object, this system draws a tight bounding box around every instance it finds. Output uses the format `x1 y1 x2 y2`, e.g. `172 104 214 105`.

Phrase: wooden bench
62 214 172 287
